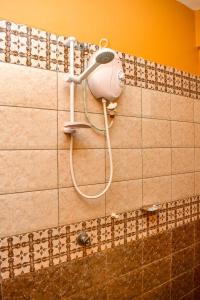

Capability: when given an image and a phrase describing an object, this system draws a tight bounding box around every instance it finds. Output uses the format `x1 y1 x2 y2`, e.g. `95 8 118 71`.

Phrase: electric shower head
95 49 115 64
74 48 116 83
87 49 125 102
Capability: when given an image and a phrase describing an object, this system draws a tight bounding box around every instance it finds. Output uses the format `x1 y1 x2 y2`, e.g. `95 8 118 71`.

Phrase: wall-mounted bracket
141 204 160 213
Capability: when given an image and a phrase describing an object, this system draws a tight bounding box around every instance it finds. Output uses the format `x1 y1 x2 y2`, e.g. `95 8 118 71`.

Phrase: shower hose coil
69 98 113 199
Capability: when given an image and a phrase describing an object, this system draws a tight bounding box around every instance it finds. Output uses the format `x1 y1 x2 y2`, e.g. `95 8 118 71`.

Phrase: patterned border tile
0 19 200 98
0 195 200 280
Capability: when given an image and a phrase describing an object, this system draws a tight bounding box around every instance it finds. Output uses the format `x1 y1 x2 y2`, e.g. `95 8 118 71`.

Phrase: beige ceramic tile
195 172 200 194
58 72 102 113
195 148 200 171
109 116 142 148
143 148 171 178
117 85 141 117
0 106 57 150
59 185 105 225
194 100 200 123
0 62 57 109
58 111 105 149
0 150 57 194
142 89 171 119
58 149 105 187
171 95 193 122
172 173 194 201
172 148 194 174
106 149 142 182
0 189 58 237
142 119 171 148
195 123 200 147
172 121 194 147
106 180 142 215
143 175 171 205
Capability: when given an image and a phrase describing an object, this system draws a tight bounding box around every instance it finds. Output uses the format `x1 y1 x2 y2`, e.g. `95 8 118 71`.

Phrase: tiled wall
1 61 200 237
1 222 200 299
1 19 200 299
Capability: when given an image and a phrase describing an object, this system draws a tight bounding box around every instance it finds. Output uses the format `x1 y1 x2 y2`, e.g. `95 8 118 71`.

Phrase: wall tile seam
142 254 172 268
140 85 144 296
171 244 196 256
1 172 198 198
0 104 58 112
170 268 194 281
0 148 58 151
0 103 58 111
0 187 59 197
105 266 143 283
192 99 195 200
179 288 199 300
58 147 200 150
141 281 171 298
142 257 171 294
194 261 200 270
103 256 171 283
2 106 200 122
0 181 107 196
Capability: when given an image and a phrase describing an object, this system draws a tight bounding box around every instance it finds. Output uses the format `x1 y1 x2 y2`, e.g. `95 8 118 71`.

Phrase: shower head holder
64 121 91 134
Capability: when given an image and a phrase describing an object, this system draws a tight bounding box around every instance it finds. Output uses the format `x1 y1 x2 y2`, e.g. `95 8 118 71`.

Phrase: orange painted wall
195 10 200 74
0 0 199 74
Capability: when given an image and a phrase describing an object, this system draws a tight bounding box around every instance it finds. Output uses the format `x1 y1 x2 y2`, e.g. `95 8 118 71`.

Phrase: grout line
170 268 195 282
140 87 144 209
171 243 196 256
1 146 200 151
140 87 144 294
169 94 173 218
0 104 57 111
0 283 3 300
0 187 58 196
141 280 171 297
2 102 200 125
104 138 108 300
193 240 196 292
107 146 198 149
169 92 173 300
178 290 194 300
60 108 200 123
1 172 199 197
56 59 60 229
142 253 172 269
193 98 196 201
106 172 196 183
195 120 197 197
0 183 108 197
0 148 59 151
169 230 172 300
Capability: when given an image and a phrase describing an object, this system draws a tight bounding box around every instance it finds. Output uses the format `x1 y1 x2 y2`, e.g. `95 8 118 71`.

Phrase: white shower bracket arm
64 61 101 84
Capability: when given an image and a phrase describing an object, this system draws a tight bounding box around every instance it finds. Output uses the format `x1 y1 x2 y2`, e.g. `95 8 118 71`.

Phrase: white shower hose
69 98 113 199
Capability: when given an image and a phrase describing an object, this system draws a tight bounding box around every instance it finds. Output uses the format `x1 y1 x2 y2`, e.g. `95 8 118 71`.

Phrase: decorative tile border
0 19 200 99
0 195 200 280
